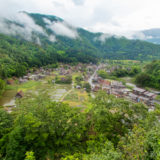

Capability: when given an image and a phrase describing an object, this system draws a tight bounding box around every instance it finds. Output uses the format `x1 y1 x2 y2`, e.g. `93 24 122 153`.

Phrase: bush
97 70 108 79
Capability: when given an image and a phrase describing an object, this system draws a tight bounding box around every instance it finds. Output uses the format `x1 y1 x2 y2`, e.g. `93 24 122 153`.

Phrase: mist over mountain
140 28 160 44
0 12 160 63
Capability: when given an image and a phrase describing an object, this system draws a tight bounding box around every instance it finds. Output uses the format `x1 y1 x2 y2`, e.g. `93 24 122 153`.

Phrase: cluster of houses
16 63 98 85
56 64 83 76
128 88 156 106
58 68 72 76
56 64 98 81
91 75 157 106
18 68 53 84
92 78 128 96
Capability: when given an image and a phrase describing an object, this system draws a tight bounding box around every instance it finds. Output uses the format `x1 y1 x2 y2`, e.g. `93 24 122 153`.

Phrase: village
91 75 157 107
89 64 159 108
1 62 160 112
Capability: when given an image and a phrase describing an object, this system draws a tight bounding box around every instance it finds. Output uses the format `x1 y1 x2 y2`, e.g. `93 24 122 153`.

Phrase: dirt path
60 88 73 101
60 81 74 102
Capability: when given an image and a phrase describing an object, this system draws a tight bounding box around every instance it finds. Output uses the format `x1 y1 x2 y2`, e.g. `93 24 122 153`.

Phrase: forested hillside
0 12 160 76
1 92 160 160
0 33 98 79
135 60 160 89
29 13 160 61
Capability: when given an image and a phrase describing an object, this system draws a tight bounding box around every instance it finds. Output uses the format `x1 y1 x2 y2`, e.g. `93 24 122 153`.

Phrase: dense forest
29 13 160 61
135 60 160 89
0 91 160 160
0 33 97 79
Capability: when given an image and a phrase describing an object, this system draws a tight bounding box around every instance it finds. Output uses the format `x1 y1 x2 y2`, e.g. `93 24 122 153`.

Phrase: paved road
88 65 101 88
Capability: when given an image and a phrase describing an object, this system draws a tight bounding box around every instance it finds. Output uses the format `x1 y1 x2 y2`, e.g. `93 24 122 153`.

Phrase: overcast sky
0 0 160 36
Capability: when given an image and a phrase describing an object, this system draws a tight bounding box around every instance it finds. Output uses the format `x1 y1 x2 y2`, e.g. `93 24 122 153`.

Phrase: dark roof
16 90 24 98
133 87 146 93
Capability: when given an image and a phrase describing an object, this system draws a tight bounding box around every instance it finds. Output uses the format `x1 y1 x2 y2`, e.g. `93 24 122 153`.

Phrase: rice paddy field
0 72 90 109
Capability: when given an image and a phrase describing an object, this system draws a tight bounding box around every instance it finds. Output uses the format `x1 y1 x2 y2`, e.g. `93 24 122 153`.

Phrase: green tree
2 95 87 160
25 151 36 160
83 82 91 92
97 70 108 79
118 125 147 160
135 73 152 87
89 91 148 145
0 79 6 95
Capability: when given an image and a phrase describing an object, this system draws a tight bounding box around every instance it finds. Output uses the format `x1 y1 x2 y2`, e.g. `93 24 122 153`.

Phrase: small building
23 76 28 79
120 88 131 95
92 78 98 83
16 90 24 98
133 87 146 95
139 96 149 103
61 77 67 81
19 78 28 84
29 75 39 81
27 73 31 77
38 75 45 79
128 93 138 102
103 80 111 86
143 91 156 100
7 79 14 85
92 85 101 92
111 81 125 89
76 85 81 89
12 77 17 80
111 90 122 98
44 71 51 76
102 86 110 91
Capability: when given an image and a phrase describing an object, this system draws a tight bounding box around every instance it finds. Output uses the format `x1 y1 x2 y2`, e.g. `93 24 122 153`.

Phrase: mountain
1 12 160 78
22 13 160 60
141 28 160 44
131 28 160 44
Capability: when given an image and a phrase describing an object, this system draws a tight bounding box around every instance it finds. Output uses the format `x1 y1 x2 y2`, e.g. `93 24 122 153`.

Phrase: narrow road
61 64 101 101
88 65 101 88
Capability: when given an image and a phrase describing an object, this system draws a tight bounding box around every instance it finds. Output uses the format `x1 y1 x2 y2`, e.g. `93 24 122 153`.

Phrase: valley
1 9 160 160
1 61 160 113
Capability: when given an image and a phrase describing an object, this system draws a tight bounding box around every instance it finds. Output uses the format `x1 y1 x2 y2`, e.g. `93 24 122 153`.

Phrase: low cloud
72 0 85 5
46 21 79 39
43 17 52 25
122 31 153 40
131 31 146 40
95 30 155 41
1 0 160 38
48 35 56 42
0 12 47 43
95 33 113 42
0 12 58 44
94 31 150 42
0 11 78 44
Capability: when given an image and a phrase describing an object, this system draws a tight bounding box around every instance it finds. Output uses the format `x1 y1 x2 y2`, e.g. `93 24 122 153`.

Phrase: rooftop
133 87 146 93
